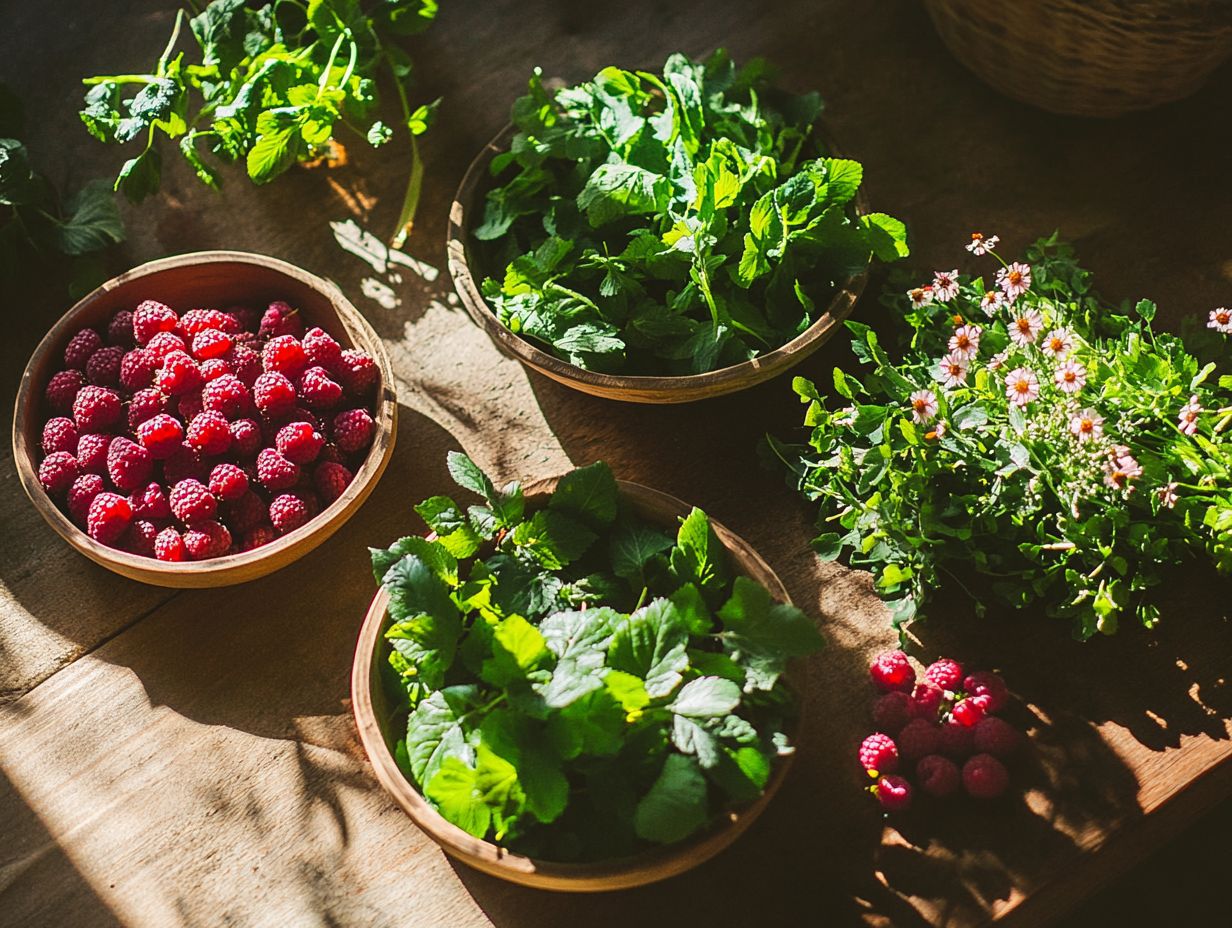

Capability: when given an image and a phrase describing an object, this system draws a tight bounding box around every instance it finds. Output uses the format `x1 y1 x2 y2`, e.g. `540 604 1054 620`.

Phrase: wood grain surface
2 1 1230 926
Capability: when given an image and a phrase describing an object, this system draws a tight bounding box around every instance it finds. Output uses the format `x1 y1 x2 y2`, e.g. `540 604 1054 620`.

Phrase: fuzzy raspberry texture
897 718 941 762
154 527 186 562
208 463 249 502
68 474 105 524
187 411 232 456
108 310 135 346
200 358 232 382
262 334 308 377
229 418 263 458
106 437 153 492
962 754 1009 799
86 346 124 386
119 348 157 391
192 328 232 360
313 461 352 504
183 520 231 560
858 733 899 774
137 413 185 459
276 421 324 465
129 482 171 520
156 351 203 396
937 719 975 759
333 408 374 454
125 519 160 557
916 755 961 799
302 327 342 369
45 370 86 411
87 492 132 544
145 331 188 362
39 452 80 496
241 524 277 551
874 774 912 812
133 301 177 344
76 433 110 475
257 448 300 490
64 328 103 369
923 658 964 692
227 344 262 387
73 386 122 432
42 417 79 455
259 300 303 339
952 694 991 728
269 493 310 534
869 650 916 693
298 366 343 410
908 682 944 721
963 671 1009 713
972 717 1022 758
163 443 205 486
254 371 296 415
336 349 377 396
170 479 218 524
202 375 251 418
224 490 267 534
127 388 167 430
179 308 238 337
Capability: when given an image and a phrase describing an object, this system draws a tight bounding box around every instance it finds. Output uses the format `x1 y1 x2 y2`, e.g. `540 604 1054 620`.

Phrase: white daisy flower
909 389 939 424
932 270 961 303
1104 445 1143 491
1005 367 1039 407
1009 308 1044 346
1040 328 1073 359
1069 408 1104 442
980 290 1006 317
1054 360 1086 394
1158 483 1179 509
988 349 1010 371
948 324 981 360
997 262 1033 300
1208 307 1232 334
908 286 935 309
1178 395 1202 436
966 232 999 256
936 352 970 389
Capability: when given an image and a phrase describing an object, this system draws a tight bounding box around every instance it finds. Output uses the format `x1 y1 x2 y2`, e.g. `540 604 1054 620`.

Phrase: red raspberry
299 490 322 518
87 492 132 544
183 520 232 560
106 437 153 492
108 310 135 346
129 482 171 520
227 344 262 387
135 413 183 458
262 334 308 376
869 650 916 693
68 473 105 524
176 391 204 422
297 366 344 410
45 370 86 411
145 331 188 362
858 733 899 773
124 519 160 557
871 691 911 736
937 719 975 759
73 385 122 432
119 348 156 391
917 755 961 798
256 448 300 490
276 421 324 464
962 754 1009 799
973 717 1022 758
303 327 343 369
163 443 205 485
963 671 1009 713
229 418 263 457
874 774 912 812
178 308 239 337
127 388 167 430
317 443 344 465
332 408 374 454
226 305 258 332
154 527 187 562
191 327 232 360
313 460 352 504
169 479 218 524
42 417 79 455
64 328 103 369
208 462 249 501
223 490 267 533
76 433 110 474
952 695 992 728
241 524 277 551
269 493 310 534
923 658 964 691
39 451 80 496
253 372 296 415
259 300 303 339
908 681 944 721
85 346 124 386
186 411 232 456
156 351 203 396
335 348 377 397
202 374 251 418
200 358 232 381
897 718 941 761
132 301 178 344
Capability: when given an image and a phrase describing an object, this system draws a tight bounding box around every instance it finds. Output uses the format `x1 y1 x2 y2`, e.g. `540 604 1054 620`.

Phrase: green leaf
478 710 569 825
370 535 457 585
669 582 713 635
603 669 650 712
607 598 690 698
861 212 910 261
480 614 550 687
246 112 301 184
414 496 482 558
47 179 124 256
669 508 731 600
404 685 481 786
384 554 462 689
511 509 598 569
407 98 441 135
610 521 674 582
447 451 497 501
670 676 742 718
717 576 823 690
576 163 668 226
115 147 162 203
634 753 708 844
549 461 619 527
424 757 490 838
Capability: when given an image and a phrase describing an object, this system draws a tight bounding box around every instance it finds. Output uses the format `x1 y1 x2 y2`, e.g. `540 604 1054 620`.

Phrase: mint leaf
384 554 462 689
405 685 481 787
672 715 721 768
669 508 731 601
607 598 690 698
371 536 457 585
549 461 619 528
611 521 673 583
717 576 823 691
670 676 741 718
634 753 708 844
480 614 550 688
447 451 497 501
577 163 668 226
669 582 713 635
511 509 598 569
415 495 482 558
424 757 490 838
49 180 124 256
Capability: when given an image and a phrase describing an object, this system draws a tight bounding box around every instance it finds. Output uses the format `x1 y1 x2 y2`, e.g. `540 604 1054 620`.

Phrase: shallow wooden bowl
447 124 869 404
12 251 397 588
351 477 805 891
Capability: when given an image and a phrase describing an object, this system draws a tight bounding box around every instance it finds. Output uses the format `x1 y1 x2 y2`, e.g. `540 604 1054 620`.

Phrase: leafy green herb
370 454 822 859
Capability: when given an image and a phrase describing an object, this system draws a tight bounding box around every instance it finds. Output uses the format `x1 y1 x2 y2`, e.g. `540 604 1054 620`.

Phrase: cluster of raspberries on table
35 299 379 561
859 650 1024 812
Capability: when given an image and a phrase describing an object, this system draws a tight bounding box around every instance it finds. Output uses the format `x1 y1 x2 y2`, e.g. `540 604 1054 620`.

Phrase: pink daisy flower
1005 367 1039 407
909 390 939 424
936 352 970 389
1009 308 1044 346
1069 408 1104 442
981 290 1006 316
1040 328 1073 359
908 286 935 309
997 262 1033 300
988 349 1010 372
1158 483 1179 509
966 232 999 256
1208 307 1232 334
932 270 961 303
1104 445 1143 491
1178 395 1202 436
948 324 981 360
1054 360 1086 394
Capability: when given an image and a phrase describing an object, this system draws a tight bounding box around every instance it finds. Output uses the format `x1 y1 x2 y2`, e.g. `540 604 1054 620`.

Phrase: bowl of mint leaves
447 50 909 404
351 453 823 889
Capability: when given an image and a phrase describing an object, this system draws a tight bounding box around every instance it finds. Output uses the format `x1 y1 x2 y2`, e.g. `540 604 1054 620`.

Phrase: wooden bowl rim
11 250 397 587
446 121 870 404
351 477 805 891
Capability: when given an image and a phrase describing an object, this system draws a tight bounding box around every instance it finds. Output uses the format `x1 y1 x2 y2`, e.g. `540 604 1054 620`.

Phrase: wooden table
3 2 1231 925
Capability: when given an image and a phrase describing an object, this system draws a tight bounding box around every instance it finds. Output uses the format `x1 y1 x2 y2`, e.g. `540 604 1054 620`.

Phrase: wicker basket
924 0 1232 117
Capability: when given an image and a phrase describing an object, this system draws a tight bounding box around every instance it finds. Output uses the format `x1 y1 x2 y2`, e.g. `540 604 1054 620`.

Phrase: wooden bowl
12 251 397 588
447 124 869 404
351 477 806 891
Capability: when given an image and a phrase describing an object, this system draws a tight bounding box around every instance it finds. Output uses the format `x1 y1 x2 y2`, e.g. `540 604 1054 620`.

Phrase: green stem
317 30 348 99
156 10 186 77
387 56 424 248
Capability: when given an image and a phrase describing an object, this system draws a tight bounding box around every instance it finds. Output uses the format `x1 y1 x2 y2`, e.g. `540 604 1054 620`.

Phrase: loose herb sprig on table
370 454 822 860
80 0 440 244
772 234 1232 640
474 50 908 376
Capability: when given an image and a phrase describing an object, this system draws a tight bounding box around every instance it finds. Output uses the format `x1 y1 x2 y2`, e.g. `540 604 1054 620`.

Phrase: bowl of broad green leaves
351 453 823 890
446 50 909 404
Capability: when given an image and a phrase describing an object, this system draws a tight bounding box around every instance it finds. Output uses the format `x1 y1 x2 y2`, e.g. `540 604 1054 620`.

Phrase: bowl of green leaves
351 453 823 890
446 50 908 404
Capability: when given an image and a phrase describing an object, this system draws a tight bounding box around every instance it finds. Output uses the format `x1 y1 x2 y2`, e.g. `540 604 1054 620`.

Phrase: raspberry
76 433 110 474
191 327 232 360
169 479 218 524
64 328 103 369
86 346 124 386
276 421 324 464
262 334 308 376
154 527 187 562
223 489 267 533
200 358 232 382
332 408 374 454
908 682 944 721
952 694 992 728
45 370 86 411
302 327 343 369
129 482 171 520
241 524 276 551
256 448 300 490
336 348 377 397
186 411 232 456
176 391 204 422
136 413 184 458
317 443 343 465
313 460 352 504
106 437 153 492
39 451 80 496
923 658 964 691
156 351 203 396
133 301 178 344
227 344 262 387
963 671 1009 713
869 650 915 693
108 310 135 346
67 473 105 524
299 490 322 518
897 718 941 761
163 443 205 485
202 374 251 418
298 366 344 410
269 493 311 534
962 754 1009 799
178 308 238 337
42 417 79 455
858 733 899 773
253 372 296 415
229 418 263 457
145 331 188 362
208 462 249 501
119 348 157 391
259 300 302 339
973 717 1022 758
226 305 258 332
72 385 122 432
87 492 132 544
125 519 160 557
127 388 168 429
183 520 232 560
917 755 961 798
874 774 912 812
937 719 975 759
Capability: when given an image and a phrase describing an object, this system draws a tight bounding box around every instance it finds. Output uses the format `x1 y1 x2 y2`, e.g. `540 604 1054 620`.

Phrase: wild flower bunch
774 234 1232 639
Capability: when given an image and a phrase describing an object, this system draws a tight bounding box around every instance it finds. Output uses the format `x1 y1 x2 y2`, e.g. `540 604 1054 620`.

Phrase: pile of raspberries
859 650 1024 812
35 299 379 561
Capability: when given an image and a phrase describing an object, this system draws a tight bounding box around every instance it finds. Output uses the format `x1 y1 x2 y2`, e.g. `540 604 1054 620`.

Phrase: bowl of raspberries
12 251 397 587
